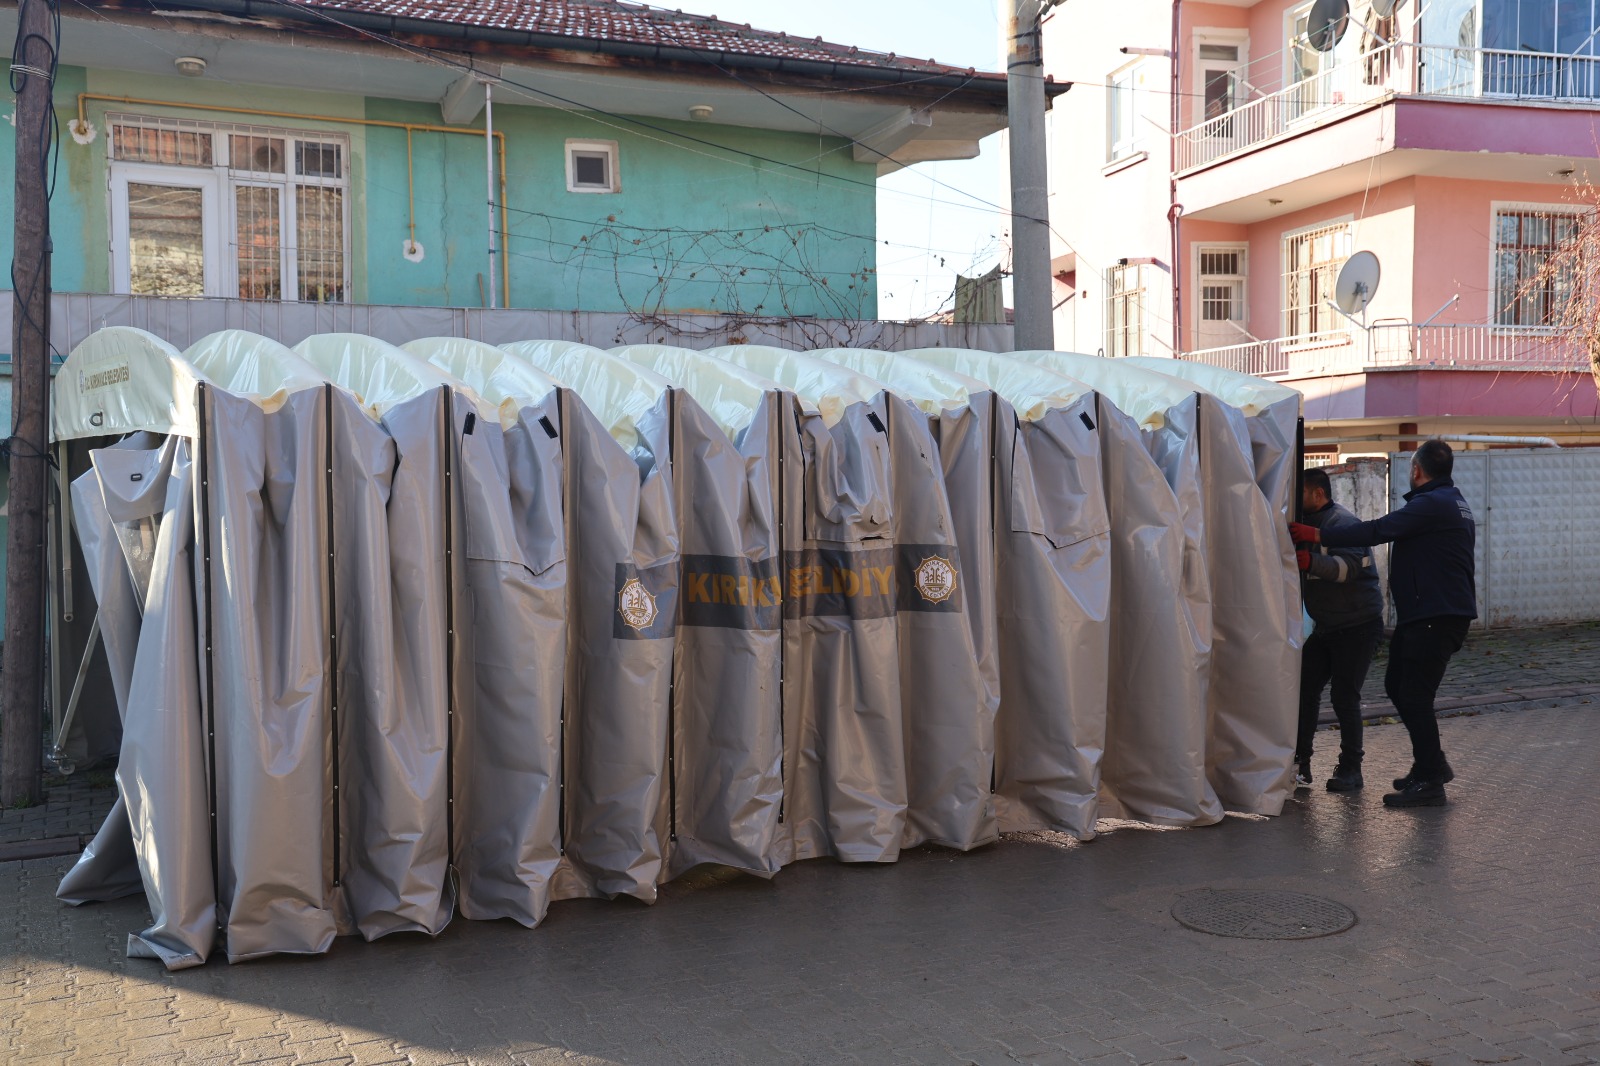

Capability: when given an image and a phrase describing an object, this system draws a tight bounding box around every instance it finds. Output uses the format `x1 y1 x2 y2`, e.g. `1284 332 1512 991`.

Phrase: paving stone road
4 678 1598 1063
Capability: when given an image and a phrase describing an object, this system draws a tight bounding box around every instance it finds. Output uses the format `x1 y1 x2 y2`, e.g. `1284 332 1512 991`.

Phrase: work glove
1296 549 1311 573
1288 521 1320 545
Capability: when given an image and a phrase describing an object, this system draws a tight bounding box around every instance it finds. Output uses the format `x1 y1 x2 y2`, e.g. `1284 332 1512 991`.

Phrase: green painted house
2 0 1014 322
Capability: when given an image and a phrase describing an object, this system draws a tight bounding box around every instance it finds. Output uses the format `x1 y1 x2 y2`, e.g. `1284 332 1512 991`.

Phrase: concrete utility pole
3 0 55 808
1006 0 1055 352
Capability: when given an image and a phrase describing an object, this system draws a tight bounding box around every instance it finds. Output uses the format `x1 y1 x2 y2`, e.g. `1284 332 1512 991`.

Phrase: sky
699 0 1009 320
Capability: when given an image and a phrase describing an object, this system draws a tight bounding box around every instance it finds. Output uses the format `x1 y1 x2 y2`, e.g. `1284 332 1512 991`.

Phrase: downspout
484 80 498 309
1170 0 1184 356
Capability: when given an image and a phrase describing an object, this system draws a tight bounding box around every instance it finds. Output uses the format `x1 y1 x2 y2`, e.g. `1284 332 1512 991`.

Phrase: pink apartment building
1043 0 1600 455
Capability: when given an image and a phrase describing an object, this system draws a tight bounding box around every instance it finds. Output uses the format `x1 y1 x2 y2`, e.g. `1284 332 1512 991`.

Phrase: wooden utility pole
3 0 56 808
1006 0 1055 352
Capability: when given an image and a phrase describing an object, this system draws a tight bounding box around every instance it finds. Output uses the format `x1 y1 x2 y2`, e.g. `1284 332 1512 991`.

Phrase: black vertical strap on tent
989 390 1002 796
772 389 785 825
323 384 341 887
196 382 222 930
1294 416 1306 522
440 385 457 870
556 388 569 855
665 387 678 844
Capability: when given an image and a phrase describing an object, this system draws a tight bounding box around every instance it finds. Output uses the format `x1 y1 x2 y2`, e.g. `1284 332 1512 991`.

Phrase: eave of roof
129 0 1069 97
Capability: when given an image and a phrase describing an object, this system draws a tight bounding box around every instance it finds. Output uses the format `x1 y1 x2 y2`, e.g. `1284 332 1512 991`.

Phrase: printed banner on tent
780 545 965 619
611 560 680 640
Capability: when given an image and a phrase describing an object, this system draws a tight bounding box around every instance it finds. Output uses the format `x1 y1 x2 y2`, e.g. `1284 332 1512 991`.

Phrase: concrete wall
0 64 879 319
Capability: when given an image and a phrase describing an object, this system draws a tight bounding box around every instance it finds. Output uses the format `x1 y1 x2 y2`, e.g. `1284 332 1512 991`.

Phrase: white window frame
566 139 620 194
1488 200 1588 329
1192 30 1250 129
1193 242 1250 336
1280 217 1353 344
1106 61 1146 163
106 113 352 303
1104 261 1148 357
110 163 225 298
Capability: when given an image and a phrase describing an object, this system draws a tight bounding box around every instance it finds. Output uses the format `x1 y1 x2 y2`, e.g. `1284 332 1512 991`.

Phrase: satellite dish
1307 0 1350 51
1335 251 1381 315
1371 0 1406 18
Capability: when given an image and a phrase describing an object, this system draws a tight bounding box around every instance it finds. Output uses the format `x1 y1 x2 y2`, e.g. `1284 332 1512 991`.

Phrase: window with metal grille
1198 246 1247 322
1493 206 1580 326
109 114 350 302
1281 221 1352 339
1105 262 1148 357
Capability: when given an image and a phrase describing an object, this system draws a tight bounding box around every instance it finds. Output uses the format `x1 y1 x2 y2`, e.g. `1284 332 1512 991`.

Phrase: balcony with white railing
1180 323 1594 378
1175 40 1600 173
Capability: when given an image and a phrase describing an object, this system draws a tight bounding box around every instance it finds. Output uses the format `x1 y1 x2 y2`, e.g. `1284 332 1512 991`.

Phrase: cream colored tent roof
53 328 205 442
501 339 674 451
184 330 331 402
54 327 333 442
293 334 495 421
704 345 882 427
1011 351 1198 430
610 344 781 440
809 348 985 418
1122 357 1300 418
895 348 1094 422
402 337 562 429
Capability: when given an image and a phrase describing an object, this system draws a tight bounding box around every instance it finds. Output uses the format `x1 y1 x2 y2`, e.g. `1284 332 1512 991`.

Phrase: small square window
566 140 620 193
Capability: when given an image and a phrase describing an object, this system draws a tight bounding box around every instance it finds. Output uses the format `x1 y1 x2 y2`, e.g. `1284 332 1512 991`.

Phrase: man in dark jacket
1290 439 1477 808
1294 467 1384 793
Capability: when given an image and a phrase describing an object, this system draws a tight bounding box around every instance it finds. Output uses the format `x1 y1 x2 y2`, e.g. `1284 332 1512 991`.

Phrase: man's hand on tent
1296 549 1312 572
1288 521 1320 545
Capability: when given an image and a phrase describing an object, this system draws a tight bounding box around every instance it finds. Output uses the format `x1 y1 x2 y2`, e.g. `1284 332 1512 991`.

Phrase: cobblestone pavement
5 694 1599 1065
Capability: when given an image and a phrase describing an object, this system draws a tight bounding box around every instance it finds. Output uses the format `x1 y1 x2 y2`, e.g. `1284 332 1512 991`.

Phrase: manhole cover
1171 889 1357 940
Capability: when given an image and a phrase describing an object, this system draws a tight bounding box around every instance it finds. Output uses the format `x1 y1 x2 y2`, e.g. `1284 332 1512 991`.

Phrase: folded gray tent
896 348 1115 839
805 347 1000 850
403 338 569 927
500 340 678 902
609 345 792 878
705 345 906 863
1013 352 1294 816
54 328 339 967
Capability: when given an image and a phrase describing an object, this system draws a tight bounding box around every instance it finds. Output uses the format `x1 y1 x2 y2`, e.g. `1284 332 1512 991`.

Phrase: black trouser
1296 616 1384 768
1385 616 1471 779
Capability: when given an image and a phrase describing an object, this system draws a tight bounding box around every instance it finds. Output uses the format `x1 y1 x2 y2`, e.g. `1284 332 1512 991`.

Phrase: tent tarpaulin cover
806 347 1000 850
402 338 568 927
500 340 677 902
705 344 907 863
896 348 1110 839
608 345 789 877
50 328 1311 967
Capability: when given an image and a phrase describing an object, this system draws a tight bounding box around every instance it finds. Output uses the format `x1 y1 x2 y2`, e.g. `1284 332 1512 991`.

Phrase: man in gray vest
1294 467 1385 793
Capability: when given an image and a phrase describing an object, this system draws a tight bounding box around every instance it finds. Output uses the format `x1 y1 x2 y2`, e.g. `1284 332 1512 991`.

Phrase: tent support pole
50 610 100 771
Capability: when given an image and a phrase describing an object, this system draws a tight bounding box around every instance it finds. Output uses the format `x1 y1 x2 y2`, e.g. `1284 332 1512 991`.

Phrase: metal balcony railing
1176 41 1600 173
1180 324 1593 376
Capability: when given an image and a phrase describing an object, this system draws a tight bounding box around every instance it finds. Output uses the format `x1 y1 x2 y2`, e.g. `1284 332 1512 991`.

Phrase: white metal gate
1388 449 1600 627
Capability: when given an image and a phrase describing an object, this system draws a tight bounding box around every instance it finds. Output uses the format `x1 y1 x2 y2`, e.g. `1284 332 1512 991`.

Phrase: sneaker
1294 761 1313 789
1392 758 1455 791
1325 763 1363 792
1383 779 1447 808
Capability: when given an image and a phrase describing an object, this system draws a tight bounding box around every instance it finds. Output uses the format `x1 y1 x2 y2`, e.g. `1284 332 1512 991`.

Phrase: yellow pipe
78 92 512 307
405 127 416 248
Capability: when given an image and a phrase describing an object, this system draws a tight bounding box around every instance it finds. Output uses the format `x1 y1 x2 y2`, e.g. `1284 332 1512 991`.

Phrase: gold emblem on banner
617 577 659 631
913 555 957 603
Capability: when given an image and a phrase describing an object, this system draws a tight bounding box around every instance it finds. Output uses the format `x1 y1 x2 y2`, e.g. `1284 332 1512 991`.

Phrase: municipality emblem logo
617 577 659 631
913 555 957 604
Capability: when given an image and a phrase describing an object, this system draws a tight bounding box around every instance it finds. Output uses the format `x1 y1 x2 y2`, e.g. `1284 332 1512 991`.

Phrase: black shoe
1392 758 1455 791
1325 763 1363 792
1383 779 1447 808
